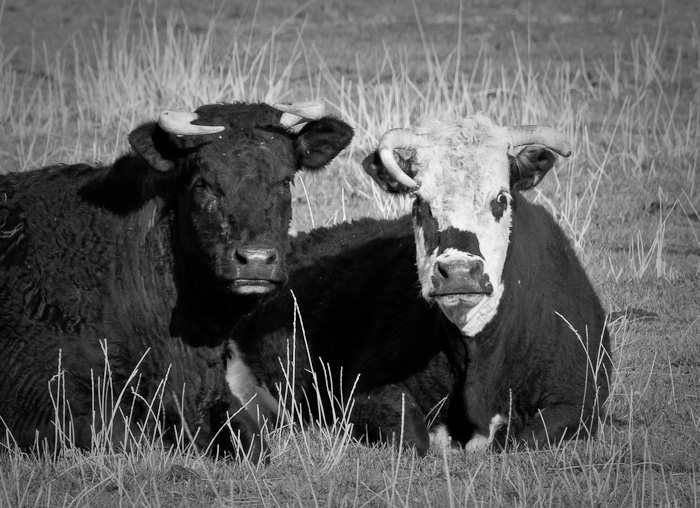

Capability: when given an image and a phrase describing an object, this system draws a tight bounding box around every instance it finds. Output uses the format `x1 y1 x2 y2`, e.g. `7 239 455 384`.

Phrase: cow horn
377 128 423 190
507 125 572 157
158 110 225 136
273 101 325 128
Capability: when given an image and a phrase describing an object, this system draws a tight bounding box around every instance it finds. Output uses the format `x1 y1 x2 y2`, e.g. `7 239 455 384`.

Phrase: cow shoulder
1 164 127 334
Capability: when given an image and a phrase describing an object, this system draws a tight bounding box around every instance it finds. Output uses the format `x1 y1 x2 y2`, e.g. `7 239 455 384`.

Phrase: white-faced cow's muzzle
415 224 508 336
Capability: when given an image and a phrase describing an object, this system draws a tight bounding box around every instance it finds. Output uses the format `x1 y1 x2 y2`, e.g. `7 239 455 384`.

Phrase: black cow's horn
377 128 423 190
507 126 572 157
274 101 325 128
158 110 225 136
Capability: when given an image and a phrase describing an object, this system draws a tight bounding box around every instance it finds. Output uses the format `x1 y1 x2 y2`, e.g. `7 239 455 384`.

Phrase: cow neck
172 293 254 347
162 209 261 346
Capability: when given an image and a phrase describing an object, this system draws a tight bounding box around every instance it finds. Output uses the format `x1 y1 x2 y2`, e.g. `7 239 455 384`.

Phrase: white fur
225 341 279 423
413 225 438 299
464 414 507 451
429 424 452 450
410 115 513 336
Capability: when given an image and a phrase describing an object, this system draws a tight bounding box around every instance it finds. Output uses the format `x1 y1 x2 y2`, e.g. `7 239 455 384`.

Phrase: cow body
230 216 457 454
229 115 610 454
457 191 610 448
0 101 352 460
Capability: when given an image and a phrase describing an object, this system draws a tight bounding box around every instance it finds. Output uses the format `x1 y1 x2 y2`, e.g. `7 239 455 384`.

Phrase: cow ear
361 149 417 194
128 122 180 173
293 117 354 170
509 145 557 192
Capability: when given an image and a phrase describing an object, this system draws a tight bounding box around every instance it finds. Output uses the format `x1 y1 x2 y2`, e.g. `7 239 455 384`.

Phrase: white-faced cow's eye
490 191 510 221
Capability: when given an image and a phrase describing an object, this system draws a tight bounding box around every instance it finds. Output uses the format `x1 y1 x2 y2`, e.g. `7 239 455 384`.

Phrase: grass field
1 0 699 506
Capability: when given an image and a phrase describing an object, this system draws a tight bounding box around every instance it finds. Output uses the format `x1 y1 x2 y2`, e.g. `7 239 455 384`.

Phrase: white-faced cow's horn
274 101 325 128
158 110 225 136
377 128 424 190
507 125 572 157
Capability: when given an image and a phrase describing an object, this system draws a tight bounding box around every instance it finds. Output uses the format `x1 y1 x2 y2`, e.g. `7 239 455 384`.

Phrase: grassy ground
1 0 699 506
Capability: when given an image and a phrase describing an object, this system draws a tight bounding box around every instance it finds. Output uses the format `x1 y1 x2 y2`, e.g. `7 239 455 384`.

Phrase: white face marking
410 116 513 336
413 224 436 298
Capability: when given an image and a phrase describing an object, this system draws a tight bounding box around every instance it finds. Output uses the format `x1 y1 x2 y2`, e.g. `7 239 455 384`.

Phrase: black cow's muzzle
227 245 286 296
429 258 493 302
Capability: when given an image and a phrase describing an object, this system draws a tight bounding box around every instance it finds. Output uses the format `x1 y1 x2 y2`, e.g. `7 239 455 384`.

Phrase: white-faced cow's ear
128 122 180 173
293 117 354 170
508 145 558 192
361 149 417 194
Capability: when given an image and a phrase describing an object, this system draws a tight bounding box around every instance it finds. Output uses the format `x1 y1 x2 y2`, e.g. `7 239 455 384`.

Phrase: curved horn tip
375 128 425 190
159 110 197 123
559 143 573 158
273 101 325 119
507 125 572 158
279 112 303 128
378 146 420 190
158 110 224 136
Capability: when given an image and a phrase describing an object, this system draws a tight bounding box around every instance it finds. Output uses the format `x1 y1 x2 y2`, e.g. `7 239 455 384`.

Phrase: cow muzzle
227 246 286 295
429 257 493 307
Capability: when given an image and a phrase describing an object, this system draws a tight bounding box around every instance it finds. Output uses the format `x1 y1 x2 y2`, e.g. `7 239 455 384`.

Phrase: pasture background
1 0 699 506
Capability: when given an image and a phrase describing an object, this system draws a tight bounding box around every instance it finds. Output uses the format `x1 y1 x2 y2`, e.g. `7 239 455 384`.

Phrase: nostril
469 261 483 277
234 249 248 265
435 262 449 280
266 250 279 265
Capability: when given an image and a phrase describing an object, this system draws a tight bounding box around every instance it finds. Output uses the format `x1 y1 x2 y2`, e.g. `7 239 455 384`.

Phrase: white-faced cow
0 101 353 461
229 114 610 455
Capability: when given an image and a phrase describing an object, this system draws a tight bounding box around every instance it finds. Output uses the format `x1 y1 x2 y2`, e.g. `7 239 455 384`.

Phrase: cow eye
193 178 209 192
191 179 218 211
490 191 510 220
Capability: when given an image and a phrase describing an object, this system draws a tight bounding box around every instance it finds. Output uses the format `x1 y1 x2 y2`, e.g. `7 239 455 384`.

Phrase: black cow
230 215 457 454
0 101 353 461
229 115 610 455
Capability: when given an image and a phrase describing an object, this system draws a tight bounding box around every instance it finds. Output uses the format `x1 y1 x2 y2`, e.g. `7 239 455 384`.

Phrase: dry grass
1 0 699 506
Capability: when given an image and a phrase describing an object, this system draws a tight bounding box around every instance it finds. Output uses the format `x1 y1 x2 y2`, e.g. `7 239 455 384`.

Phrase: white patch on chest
225 341 279 423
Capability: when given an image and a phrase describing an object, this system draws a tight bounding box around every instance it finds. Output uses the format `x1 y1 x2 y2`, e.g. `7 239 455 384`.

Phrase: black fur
233 216 456 456
232 146 610 455
462 194 610 448
0 102 353 461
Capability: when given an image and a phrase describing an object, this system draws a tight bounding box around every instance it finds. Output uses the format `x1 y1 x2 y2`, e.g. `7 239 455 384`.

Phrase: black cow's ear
509 145 557 191
128 122 180 173
361 149 416 194
293 117 354 170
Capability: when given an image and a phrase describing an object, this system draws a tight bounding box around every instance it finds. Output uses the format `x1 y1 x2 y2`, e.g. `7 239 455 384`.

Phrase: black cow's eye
191 178 218 211
193 178 208 192
497 191 509 207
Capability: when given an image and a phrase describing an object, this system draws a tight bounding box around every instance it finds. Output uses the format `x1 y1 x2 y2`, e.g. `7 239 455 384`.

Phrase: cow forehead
193 102 282 129
411 116 511 230
199 136 294 180
193 113 297 190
